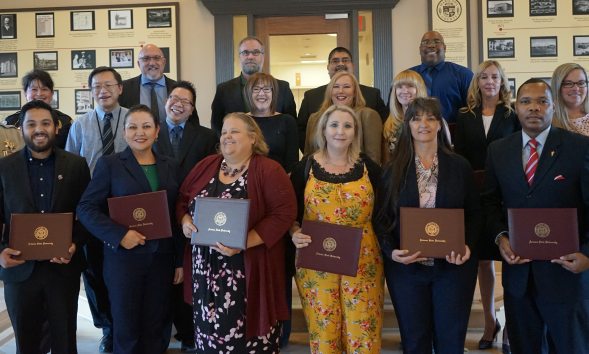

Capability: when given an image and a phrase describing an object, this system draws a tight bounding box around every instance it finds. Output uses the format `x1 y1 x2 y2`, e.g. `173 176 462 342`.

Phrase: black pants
82 236 113 335
162 282 195 348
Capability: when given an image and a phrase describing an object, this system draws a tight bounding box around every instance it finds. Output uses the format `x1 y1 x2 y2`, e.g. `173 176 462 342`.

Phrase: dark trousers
384 255 478 354
504 272 589 354
4 262 80 354
104 251 174 354
82 236 113 335
162 282 195 348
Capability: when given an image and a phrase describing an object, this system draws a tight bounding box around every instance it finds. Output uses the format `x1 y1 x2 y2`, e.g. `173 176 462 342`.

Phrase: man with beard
210 36 297 136
0 100 90 353
1 16 14 38
118 44 199 124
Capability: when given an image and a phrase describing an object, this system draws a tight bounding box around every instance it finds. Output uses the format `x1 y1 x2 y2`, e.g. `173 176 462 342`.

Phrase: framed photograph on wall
71 50 96 70
530 36 558 57
488 38 515 58
71 11 95 31
487 0 514 18
530 0 556 16
0 91 20 111
573 1 589 15
574 36 589 56
33 51 58 71
109 10 133 30
508 78 516 97
1 14 17 39
147 8 172 28
50 90 59 109
110 49 134 68
0 52 18 78
36 13 54 37
160 47 170 73
75 89 93 115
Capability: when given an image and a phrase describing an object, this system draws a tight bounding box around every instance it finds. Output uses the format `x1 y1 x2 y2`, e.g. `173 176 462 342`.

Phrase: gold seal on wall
34 226 49 240
323 237 337 252
133 208 146 221
535 223 550 238
425 222 440 237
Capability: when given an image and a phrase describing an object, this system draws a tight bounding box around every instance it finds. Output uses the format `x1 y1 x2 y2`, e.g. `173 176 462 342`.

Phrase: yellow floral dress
295 162 385 354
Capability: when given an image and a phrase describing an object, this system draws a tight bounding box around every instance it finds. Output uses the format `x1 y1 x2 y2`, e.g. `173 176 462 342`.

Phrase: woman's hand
212 242 241 257
173 267 183 284
446 245 471 265
291 227 312 249
120 230 146 249
181 213 197 239
392 249 428 264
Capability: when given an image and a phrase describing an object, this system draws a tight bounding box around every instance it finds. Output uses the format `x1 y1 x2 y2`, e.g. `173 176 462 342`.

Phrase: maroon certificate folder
508 208 579 260
191 197 250 250
400 207 466 259
108 190 172 240
9 213 73 260
295 220 363 277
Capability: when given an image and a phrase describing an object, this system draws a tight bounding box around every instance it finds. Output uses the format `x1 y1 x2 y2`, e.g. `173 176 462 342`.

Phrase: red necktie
525 139 538 186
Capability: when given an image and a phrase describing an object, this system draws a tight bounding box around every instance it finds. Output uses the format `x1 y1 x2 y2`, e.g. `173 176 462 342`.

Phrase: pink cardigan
176 154 297 339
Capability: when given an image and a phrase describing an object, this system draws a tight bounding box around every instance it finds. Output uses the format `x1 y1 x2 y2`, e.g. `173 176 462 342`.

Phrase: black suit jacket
1 25 14 37
297 84 388 151
4 110 72 150
482 126 589 303
454 104 520 171
118 74 200 125
153 120 218 182
210 76 297 136
0 147 90 282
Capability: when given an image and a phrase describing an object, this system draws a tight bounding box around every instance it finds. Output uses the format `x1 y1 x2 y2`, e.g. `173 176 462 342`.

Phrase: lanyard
96 109 122 147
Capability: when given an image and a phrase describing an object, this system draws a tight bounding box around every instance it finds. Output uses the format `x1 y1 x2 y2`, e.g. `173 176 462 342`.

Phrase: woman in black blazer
374 97 482 354
454 60 519 349
77 105 184 354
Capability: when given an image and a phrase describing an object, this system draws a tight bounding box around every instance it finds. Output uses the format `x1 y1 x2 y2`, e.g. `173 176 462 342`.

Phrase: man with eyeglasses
210 36 296 136
297 46 389 152
152 81 216 353
118 44 199 124
406 31 473 124
66 66 129 353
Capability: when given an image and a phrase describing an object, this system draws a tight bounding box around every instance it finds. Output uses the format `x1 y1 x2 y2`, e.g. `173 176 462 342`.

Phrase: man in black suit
118 44 199 124
297 47 388 151
0 100 91 353
483 78 589 353
210 36 296 136
1 16 14 38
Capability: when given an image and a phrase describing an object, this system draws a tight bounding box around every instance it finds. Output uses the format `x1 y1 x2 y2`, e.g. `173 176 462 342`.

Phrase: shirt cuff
495 232 509 245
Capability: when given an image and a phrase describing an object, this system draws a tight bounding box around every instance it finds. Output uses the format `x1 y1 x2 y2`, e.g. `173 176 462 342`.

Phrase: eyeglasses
239 50 264 57
91 84 119 92
561 81 588 89
252 86 272 94
167 95 193 107
330 57 351 65
421 39 444 46
138 55 164 63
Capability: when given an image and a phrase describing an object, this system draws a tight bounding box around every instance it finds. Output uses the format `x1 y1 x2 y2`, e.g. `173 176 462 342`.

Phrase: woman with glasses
552 63 589 136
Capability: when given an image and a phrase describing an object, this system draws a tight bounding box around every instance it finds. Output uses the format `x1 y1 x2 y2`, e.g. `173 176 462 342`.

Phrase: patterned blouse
570 113 589 137
416 152 439 266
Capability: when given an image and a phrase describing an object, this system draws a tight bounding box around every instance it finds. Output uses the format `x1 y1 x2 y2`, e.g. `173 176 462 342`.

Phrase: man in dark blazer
153 81 216 353
482 78 589 353
210 36 296 136
297 47 388 151
118 44 200 125
0 100 91 353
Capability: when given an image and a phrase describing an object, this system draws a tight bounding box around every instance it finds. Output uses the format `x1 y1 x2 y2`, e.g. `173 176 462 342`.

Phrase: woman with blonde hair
552 63 589 135
382 70 429 164
291 105 384 353
304 72 382 164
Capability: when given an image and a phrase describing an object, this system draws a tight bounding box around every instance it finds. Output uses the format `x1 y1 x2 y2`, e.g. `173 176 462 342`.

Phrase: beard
143 65 163 81
24 132 55 154
241 61 261 76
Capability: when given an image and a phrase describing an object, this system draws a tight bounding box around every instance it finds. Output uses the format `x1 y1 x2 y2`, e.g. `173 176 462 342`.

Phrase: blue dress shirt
140 75 167 121
165 119 186 141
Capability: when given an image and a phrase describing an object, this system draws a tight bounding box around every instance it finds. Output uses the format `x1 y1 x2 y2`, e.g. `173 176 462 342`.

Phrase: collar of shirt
95 105 121 121
26 146 55 164
166 119 186 134
522 125 551 150
240 73 248 87
419 60 446 74
142 75 166 88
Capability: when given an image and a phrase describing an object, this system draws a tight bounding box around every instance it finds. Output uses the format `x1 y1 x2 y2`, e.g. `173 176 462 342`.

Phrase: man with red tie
482 78 589 353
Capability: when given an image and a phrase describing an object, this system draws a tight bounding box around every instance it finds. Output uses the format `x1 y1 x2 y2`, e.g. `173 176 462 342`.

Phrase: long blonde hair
318 72 366 113
552 63 589 133
460 60 513 117
383 70 428 140
313 105 361 165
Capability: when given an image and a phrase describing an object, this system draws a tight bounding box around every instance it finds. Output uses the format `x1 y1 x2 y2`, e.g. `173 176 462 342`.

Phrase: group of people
0 29 588 354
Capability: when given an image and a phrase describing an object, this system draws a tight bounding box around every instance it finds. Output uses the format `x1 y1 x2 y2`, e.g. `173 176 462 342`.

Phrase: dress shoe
180 338 197 353
502 343 511 354
99 333 113 353
479 318 501 349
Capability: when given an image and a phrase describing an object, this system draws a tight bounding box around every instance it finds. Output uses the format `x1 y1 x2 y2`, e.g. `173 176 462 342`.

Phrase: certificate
190 197 250 250
9 213 73 260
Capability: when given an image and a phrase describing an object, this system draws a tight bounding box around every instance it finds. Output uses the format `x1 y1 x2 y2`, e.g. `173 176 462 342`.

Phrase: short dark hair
170 81 196 105
238 36 265 53
517 78 553 100
22 70 54 92
328 47 353 62
19 100 58 127
123 104 159 128
88 66 123 88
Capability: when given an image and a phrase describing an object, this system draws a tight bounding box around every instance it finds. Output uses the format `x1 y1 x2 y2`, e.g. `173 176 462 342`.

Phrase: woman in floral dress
290 105 384 353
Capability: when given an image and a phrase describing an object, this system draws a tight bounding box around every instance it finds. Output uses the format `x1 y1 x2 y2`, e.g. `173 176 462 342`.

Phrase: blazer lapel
154 152 169 191
132 76 142 106
435 150 448 207
471 107 488 145
120 148 152 193
486 105 505 143
402 156 421 207
50 148 68 211
507 133 530 190
529 126 561 193
176 121 197 164
155 124 174 158
230 77 246 112
14 148 36 209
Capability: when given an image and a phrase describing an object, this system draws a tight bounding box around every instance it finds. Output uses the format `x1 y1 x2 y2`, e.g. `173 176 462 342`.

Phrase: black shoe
502 343 511 354
180 338 197 353
99 334 113 353
479 318 501 349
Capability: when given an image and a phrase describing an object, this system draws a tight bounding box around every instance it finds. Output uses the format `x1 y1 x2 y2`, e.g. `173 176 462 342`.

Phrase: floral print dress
189 171 281 353
295 159 385 354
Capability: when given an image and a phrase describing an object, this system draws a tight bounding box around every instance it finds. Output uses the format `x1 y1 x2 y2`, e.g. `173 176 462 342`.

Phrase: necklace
325 157 348 168
143 166 148 173
221 160 247 178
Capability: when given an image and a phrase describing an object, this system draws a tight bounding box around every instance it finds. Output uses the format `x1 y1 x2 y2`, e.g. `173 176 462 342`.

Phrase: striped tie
525 139 538 186
102 112 114 156
425 66 435 96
